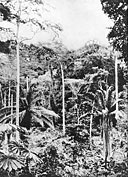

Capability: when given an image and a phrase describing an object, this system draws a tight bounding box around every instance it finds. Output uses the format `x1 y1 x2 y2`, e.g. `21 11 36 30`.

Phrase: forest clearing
0 0 127 177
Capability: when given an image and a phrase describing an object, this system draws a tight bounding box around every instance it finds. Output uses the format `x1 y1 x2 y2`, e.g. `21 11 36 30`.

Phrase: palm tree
0 82 59 131
21 83 59 129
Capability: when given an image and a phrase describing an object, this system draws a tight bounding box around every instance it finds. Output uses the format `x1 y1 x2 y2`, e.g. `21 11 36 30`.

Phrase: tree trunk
90 102 94 149
60 63 65 135
126 84 128 159
16 0 22 142
115 53 118 120
90 113 93 149
103 116 110 168
8 81 10 106
26 75 29 92
11 94 13 124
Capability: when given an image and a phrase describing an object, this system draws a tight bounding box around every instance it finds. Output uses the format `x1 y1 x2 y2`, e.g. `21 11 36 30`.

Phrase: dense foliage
100 0 128 64
0 39 127 177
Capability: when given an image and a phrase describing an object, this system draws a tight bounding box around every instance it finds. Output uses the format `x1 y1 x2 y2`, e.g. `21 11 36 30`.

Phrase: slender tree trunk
103 116 110 168
126 84 128 159
60 63 65 135
26 75 29 92
0 83 3 106
4 91 6 107
77 104 79 124
8 81 10 106
11 94 13 124
76 96 79 124
115 54 118 120
90 113 93 149
48 63 55 109
16 0 22 142
90 102 94 149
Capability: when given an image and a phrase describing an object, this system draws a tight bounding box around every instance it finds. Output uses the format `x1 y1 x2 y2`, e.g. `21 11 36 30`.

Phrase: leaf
0 110 26 124
96 89 105 109
32 114 44 127
41 107 59 118
27 151 41 163
0 153 24 172
42 116 54 129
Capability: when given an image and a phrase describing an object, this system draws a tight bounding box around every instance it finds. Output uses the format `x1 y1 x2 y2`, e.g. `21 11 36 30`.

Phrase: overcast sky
0 0 113 50
29 0 113 50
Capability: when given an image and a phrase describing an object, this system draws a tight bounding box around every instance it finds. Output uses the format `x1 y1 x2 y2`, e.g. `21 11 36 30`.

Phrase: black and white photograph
0 0 127 176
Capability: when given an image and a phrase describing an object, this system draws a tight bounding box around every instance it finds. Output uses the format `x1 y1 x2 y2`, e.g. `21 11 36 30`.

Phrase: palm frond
42 116 55 129
32 110 55 129
0 152 24 172
40 107 60 118
32 114 44 127
0 106 16 117
0 110 26 124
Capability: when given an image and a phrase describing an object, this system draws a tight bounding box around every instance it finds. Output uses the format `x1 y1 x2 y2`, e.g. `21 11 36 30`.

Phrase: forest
0 0 127 177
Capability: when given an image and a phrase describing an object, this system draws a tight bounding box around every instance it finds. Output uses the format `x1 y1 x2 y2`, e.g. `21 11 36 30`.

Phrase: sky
0 0 113 50
29 0 113 50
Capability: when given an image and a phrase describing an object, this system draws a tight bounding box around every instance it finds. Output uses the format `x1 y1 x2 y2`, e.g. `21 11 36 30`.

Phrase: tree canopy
100 0 128 64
